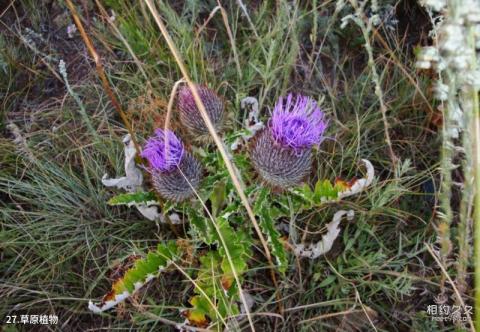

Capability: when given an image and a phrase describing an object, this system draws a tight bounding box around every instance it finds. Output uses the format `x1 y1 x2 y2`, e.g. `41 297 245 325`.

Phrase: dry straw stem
140 311 211 332
143 0 278 328
354 287 378 332
371 29 434 115
298 308 370 325
168 259 229 329
217 2 242 80
426 244 474 332
65 0 141 155
94 0 151 86
235 0 265 54
348 0 397 170
163 78 186 161
129 262 217 332
474 105 480 329
194 3 242 79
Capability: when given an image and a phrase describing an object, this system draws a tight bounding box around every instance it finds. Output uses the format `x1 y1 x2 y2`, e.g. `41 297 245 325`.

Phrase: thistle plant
177 85 225 140
141 129 202 202
89 98 375 330
250 94 327 188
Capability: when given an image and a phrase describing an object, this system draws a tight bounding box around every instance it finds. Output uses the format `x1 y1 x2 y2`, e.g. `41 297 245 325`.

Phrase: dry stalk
65 0 141 155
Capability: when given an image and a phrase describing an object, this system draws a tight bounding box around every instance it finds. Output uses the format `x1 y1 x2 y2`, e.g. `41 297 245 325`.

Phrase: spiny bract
250 94 327 188
177 85 225 140
142 129 202 202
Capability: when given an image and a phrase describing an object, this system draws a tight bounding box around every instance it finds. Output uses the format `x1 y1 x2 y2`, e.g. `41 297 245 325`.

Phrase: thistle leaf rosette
250 94 327 188
178 85 225 139
141 129 202 202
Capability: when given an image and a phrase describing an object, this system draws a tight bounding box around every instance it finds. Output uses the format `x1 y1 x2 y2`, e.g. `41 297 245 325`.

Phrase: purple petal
270 93 327 150
141 129 184 172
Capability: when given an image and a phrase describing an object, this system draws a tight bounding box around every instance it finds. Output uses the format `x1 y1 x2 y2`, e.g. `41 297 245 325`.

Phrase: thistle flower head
250 129 312 188
250 94 328 188
141 129 202 202
141 129 184 172
151 153 203 202
178 85 225 139
270 94 327 151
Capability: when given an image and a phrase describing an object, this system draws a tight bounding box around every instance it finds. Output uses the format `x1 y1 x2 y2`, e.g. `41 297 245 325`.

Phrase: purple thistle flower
141 129 202 202
270 94 327 151
141 129 184 172
250 94 328 188
178 85 225 140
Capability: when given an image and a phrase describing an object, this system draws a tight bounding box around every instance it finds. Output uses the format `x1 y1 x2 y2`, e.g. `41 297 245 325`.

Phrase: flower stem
470 31 480 332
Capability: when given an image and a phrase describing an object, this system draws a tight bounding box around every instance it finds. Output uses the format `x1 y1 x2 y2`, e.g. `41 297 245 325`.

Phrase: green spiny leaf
88 241 179 313
190 252 241 325
313 179 340 204
254 188 288 273
187 207 216 244
216 215 250 276
210 180 226 217
120 240 178 292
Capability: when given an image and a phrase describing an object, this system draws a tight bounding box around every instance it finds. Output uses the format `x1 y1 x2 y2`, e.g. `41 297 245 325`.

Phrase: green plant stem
471 35 480 332
473 88 480 332
438 70 455 292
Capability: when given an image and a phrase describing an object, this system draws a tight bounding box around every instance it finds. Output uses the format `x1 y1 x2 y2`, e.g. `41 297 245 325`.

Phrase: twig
194 4 242 79
353 287 378 332
163 78 186 162
425 244 474 332
217 2 242 80
298 308 362 324
370 28 434 115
